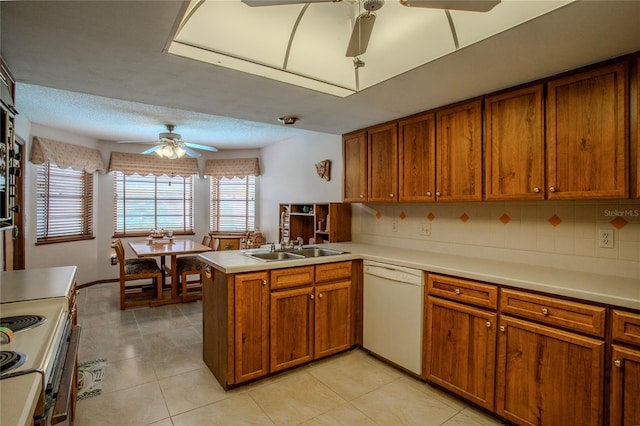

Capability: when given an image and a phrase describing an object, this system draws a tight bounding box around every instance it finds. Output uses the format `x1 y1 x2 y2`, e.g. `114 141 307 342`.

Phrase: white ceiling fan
241 0 501 57
118 124 218 159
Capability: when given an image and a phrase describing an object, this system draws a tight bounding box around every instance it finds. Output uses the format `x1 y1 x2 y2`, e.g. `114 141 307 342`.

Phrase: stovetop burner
1 315 47 332
0 350 28 376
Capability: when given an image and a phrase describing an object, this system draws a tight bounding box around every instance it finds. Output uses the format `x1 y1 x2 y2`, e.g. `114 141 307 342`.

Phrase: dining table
128 238 212 306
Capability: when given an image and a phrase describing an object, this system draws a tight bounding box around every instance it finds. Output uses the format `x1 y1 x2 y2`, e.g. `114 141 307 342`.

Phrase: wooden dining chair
176 235 211 303
111 239 163 310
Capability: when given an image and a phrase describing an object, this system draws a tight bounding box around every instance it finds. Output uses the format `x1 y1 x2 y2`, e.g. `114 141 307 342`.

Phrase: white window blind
36 163 94 243
113 172 194 236
210 176 256 232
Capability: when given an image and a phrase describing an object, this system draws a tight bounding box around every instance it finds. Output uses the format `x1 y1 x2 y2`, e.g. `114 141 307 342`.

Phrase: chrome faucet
296 237 304 250
270 242 276 252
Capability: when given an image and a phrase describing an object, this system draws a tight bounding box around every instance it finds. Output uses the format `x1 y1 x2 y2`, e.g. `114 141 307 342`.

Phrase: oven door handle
51 325 81 425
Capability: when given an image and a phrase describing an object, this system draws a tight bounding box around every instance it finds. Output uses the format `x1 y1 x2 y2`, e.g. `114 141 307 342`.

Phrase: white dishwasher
363 260 424 375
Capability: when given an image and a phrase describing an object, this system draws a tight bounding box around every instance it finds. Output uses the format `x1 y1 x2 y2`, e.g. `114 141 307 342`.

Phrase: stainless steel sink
295 247 346 258
244 251 306 262
243 247 346 262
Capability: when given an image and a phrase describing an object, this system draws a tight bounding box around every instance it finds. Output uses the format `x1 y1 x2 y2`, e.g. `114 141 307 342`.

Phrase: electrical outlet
392 220 398 232
110 255 118 265
420 222 431 236
598 229 614 249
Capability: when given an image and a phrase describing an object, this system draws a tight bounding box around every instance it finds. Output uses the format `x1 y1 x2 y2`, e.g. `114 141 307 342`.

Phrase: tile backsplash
351 200 640 279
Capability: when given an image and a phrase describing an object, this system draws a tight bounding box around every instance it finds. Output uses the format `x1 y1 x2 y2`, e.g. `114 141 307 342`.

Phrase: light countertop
0 372 43 426
1 266 77 303
198 243 640 310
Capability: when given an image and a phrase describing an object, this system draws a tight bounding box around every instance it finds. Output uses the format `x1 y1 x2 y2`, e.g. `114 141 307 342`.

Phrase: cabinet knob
262 280 267 285
389 194 394 198
436 191 441 197
533 187 540 193
500 325 506 332
310 294 315 300
454 288 461 295
486 321 491 328
359 194 364 198
549 186 556 193
541 307 549 315
614 359 622 368
318 293 323 299
426 191 432 197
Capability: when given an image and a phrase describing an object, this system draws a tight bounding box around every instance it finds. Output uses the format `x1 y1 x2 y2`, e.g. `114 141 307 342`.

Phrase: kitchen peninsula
198 242 639 424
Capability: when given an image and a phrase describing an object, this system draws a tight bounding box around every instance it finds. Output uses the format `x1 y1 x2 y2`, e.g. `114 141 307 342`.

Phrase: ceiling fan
118 124 218 159
242 0 500 57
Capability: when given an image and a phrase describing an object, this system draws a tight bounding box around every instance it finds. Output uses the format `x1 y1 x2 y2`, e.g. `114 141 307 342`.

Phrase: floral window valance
108 151 198 177
30 137 106 173
203 158 261 178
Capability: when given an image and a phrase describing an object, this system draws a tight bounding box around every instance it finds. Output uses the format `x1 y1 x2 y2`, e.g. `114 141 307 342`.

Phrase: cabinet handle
359 194 364 198
500 325 506 332
533 187 540 193
318 293 323 299
614 359 622 368
389 194 394 198
541 307 549 315
262 280 267 285
549 186 556 193
426 191 432 197
436 191 441 197
486 321 491 328
454 288 461 295
310 294 315 300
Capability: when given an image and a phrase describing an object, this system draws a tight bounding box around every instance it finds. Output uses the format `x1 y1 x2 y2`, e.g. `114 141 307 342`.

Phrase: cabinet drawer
500 288 606 337
612 310 640 346
270 266 314 290
427 274 498 309
315 261 352 283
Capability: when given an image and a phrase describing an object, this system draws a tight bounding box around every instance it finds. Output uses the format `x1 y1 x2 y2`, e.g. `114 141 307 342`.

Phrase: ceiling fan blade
185 142 219 152
181 146 202 158
242 0 335 6
117 140 158 144
141 145 162 155
346 13 376 58
400 0 500 12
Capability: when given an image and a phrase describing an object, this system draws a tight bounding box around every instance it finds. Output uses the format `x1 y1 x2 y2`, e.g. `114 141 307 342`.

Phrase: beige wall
352 200 640 279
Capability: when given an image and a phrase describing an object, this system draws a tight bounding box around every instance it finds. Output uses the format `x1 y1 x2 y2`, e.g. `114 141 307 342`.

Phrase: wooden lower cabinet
495 315 605 426
314 280 352 359
611 345 640 425
425 296 497 411
270 285 314 372
233 271 269 383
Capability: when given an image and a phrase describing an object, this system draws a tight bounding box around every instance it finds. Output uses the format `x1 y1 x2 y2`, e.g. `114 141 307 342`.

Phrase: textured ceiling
1 1 640 150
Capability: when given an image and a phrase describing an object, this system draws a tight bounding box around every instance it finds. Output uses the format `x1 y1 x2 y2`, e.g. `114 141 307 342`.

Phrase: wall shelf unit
279 202 351 245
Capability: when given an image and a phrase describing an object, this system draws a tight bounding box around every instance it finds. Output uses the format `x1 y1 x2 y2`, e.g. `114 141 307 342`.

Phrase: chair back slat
202 235 212 247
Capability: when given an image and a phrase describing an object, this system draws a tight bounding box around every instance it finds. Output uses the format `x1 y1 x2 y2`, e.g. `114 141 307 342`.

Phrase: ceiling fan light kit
119 124 219 158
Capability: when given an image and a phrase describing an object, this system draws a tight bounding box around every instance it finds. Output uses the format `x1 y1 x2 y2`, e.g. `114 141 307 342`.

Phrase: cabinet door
234 271 269 383
368 122 398 202
399 112 436 202
485 85 544 200
436 100 483 201
343 131 367 202
632 57 640 199
546 62 628 199
425 296 497 410
270 286 314 372
611 344 640 425
314 280 352 359
496 316 604 426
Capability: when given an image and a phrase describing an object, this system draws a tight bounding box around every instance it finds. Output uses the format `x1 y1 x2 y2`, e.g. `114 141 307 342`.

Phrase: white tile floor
75 282 504 426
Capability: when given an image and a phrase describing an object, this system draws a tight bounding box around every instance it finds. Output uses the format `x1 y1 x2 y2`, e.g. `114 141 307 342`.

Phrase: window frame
36 163 94 245
112 171 195 238
209 175 256 234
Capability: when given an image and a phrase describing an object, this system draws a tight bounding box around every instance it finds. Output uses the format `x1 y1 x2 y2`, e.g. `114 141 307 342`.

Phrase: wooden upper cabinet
368 122 398 202
343 130 367 202
398 112 436 202
436 100 483 201
485 85 545 200
546 61 629 199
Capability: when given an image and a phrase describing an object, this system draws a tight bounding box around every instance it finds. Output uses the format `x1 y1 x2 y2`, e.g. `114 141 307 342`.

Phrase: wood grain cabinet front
546 61 629 199
368 122 398 202
342 130 368 202
484 85 545 200
611 309 640 425
398 112 436 202
435 99 483 201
